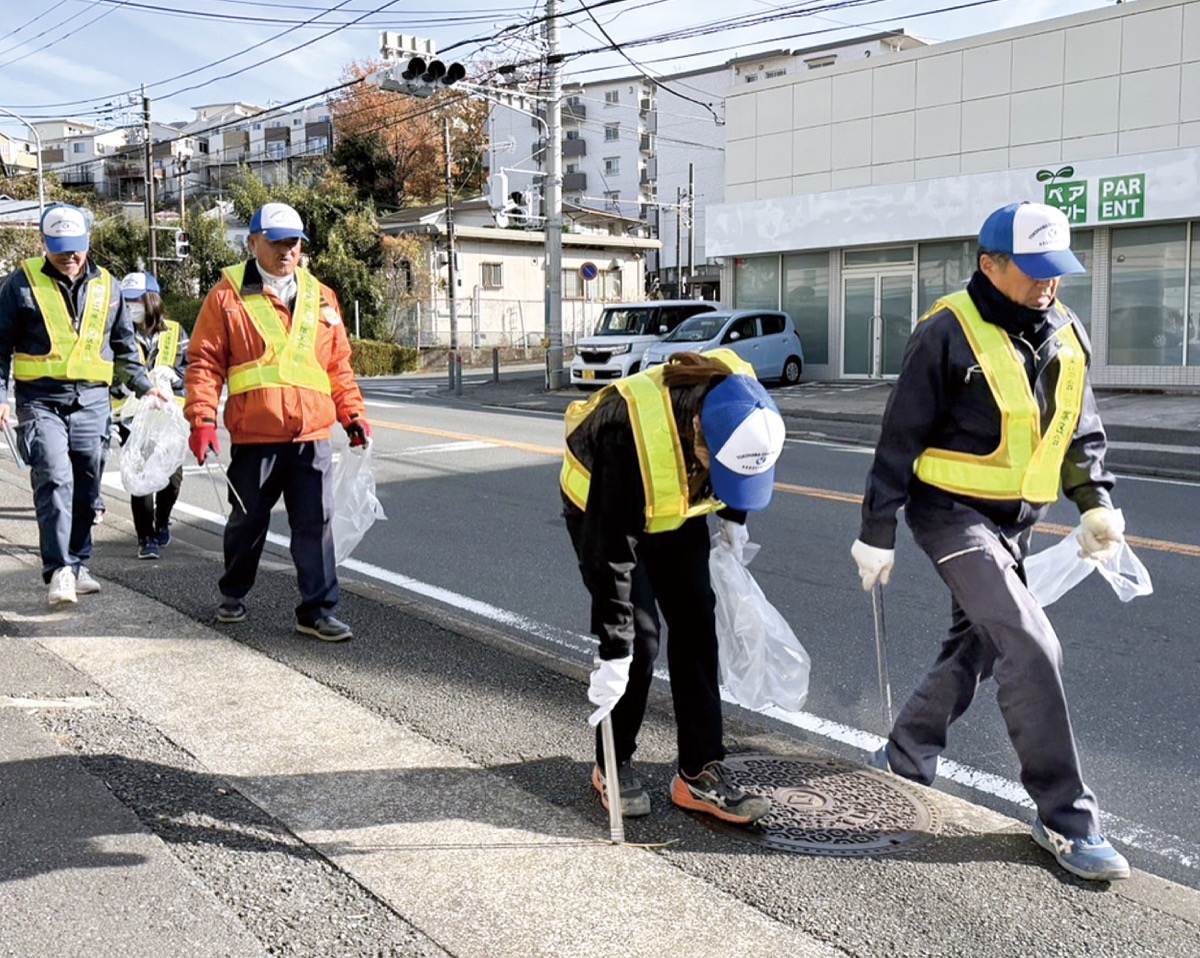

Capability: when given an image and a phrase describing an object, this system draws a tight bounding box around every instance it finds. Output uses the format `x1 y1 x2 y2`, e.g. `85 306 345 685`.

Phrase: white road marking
396 440 495 455
98 474 1200 874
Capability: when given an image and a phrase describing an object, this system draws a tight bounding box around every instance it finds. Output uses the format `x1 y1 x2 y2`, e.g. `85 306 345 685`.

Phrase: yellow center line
372 420 1200 558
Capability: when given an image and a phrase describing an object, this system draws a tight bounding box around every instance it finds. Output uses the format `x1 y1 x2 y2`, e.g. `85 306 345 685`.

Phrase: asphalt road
159 389 1200 892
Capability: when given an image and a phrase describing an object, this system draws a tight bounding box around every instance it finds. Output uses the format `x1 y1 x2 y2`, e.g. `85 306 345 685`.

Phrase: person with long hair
112 272 189 560
561 350 785 824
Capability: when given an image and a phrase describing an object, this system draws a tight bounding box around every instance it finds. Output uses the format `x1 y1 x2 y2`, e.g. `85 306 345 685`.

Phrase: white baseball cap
40 204 90 254
249 202 308 241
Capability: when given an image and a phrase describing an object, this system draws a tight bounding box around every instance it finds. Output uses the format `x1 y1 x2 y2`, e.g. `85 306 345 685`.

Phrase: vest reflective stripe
223 263 331 397
559 348 756 532
913 290 1087 503
13 259 114 383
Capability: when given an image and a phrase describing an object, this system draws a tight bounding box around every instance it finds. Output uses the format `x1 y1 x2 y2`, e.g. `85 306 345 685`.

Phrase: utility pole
544 0 565 389
444 118 458 351
687 162 695 299
142 85 157 262
675 187 683 298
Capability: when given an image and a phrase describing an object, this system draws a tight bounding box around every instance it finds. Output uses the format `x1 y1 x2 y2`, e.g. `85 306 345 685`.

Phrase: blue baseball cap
249 202 308 241
700 374 786 512
978 201 1086 280
40 204 90 254
120 272 160 299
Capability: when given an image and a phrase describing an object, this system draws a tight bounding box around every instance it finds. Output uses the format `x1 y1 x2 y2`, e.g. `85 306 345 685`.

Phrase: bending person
561 350 784 824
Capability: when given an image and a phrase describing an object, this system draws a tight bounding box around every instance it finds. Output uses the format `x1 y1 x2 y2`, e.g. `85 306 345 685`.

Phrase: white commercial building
708 0 1200 387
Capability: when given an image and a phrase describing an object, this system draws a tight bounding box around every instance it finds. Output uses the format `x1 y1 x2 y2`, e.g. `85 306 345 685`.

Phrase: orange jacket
184 261 366 444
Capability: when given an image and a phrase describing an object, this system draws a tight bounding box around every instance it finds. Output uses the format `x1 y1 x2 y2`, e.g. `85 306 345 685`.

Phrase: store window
732 256 779 310
1109 224 1187 366
917 240 975 316
844 246 913 267
1056 230 1093 333
782 252 830 365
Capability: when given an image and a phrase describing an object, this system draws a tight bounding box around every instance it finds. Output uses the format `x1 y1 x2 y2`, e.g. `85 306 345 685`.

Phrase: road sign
579 261 599 282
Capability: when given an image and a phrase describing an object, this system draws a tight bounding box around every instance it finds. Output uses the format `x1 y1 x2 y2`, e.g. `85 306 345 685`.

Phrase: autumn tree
328 60 489 210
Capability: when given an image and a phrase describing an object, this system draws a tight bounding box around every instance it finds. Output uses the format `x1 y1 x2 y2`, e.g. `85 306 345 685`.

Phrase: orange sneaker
670 761 770 825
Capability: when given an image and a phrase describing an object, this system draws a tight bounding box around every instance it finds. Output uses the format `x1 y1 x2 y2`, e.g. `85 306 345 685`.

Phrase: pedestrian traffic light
174 229 190 258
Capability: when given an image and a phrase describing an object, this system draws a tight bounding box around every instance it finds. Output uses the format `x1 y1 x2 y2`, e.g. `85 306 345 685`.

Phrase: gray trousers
16 396 110 580
889 508 1101 839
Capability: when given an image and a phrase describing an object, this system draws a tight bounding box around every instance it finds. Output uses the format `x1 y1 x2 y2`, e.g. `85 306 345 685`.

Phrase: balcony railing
563 171 587 191
562 138 587 158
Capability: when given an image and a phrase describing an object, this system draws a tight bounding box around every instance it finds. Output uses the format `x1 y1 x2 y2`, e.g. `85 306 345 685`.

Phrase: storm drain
705 753 941 857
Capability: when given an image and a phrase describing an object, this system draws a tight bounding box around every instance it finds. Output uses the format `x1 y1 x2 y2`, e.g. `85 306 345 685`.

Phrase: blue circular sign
579 261 599 281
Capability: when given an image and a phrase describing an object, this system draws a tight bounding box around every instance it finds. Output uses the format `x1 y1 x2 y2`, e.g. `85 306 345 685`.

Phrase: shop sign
1040 167 1145 225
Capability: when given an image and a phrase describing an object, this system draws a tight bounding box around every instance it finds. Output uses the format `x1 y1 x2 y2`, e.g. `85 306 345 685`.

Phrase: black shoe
671 761 770 825
592 762 651 818
295 615 353 642
216 597 247 623
138 539 161 560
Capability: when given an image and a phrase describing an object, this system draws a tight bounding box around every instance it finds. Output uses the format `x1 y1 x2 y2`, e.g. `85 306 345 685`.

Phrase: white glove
1077 507 1125 563
717 517 750 560
587 655 632 728
851 539 895 591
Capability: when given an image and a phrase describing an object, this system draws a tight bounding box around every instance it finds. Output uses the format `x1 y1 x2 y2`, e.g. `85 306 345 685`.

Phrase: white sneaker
75 566 101 595
48 567 77 606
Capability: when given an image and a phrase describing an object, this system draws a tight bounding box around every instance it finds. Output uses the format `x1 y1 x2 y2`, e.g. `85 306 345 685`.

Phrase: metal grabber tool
599 713 625 845
871 582 894 730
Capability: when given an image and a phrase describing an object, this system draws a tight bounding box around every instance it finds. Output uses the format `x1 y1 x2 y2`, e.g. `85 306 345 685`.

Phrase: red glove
346 418 371 448
190 422 219 465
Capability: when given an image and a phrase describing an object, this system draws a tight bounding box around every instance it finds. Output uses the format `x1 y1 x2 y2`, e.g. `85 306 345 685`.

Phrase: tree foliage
226 164 397 339
328 61 489 210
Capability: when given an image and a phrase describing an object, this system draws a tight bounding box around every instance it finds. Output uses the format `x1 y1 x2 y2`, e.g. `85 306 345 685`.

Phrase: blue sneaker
1033 819 1130 881
867 745 891 772
155 522 172 547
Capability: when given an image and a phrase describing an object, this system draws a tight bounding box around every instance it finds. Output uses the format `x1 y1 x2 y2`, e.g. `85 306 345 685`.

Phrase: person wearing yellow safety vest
852 202 1130 883
110 272 189 560
562 351 785 825
0 204 167 607
185 203 368 643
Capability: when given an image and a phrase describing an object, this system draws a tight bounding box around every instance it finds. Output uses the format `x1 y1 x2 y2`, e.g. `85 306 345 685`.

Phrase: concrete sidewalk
2 468 1200 957
423 369 1200 480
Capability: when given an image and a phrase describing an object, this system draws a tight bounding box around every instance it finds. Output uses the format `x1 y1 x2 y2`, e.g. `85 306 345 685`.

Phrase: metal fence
389 296 610 353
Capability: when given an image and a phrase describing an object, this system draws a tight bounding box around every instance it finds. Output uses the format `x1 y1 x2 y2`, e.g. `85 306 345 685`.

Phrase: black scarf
967 269 1051 337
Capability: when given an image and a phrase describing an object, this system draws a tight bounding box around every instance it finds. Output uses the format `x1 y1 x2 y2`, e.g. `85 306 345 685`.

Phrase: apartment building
708 0 1200 387
487 32 925 301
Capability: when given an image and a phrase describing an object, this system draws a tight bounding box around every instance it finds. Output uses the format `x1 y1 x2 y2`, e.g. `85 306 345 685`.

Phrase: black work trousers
567 512 724 778
130 465 182 542
219 440 339 624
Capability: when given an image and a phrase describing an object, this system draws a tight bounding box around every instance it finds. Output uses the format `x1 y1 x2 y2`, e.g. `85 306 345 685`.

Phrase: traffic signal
376 57 466 98
174 229 190 258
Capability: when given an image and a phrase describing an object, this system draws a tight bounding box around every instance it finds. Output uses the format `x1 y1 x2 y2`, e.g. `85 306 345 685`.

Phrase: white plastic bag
1024 512 1153 607
331 441 387 564
118 395 189 496
710 534 811 713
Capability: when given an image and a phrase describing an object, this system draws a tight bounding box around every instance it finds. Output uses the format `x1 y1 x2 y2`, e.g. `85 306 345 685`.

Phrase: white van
569 300 719 388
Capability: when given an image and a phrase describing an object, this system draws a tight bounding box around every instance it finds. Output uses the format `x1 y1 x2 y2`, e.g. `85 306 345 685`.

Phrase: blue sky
0 0 1113 132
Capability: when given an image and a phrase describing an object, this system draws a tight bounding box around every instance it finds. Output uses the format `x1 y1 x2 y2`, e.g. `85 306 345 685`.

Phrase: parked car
642 309 804 385
569 300 719 388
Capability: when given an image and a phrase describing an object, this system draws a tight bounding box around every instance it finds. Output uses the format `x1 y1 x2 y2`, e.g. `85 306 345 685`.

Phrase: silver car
642 309 804 385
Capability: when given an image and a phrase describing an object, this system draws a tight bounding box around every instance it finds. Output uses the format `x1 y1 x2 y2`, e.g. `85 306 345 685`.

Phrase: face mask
126 302 146 325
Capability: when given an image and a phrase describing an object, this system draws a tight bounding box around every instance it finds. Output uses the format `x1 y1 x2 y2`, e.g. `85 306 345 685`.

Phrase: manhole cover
702 754 941 857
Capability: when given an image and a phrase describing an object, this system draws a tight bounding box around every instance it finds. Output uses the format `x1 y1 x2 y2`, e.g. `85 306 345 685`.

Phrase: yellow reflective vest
112 320 185 413
560 349 756 533
913 290 1087 503
13 258 114 384
222 263 331 397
